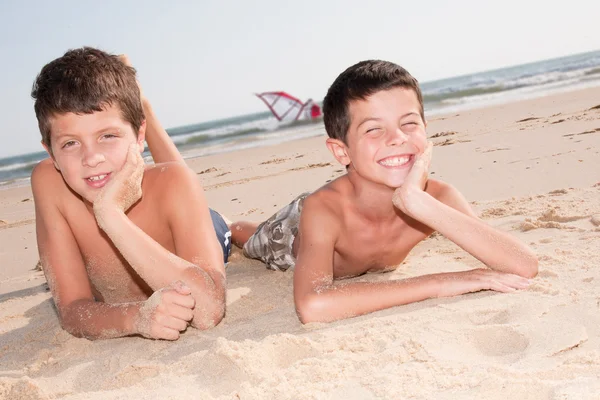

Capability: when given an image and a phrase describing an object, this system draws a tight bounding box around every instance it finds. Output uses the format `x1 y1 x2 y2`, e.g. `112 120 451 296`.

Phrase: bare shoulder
32 158 63 186
304 180 347 226
31 159 72 203
140 161 208 216
426 179 477 217
144 161 197 186
142 162 201 197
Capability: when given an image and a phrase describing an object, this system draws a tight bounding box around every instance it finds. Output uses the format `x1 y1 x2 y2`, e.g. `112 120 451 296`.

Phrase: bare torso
293 176 443 279
40 160 177 303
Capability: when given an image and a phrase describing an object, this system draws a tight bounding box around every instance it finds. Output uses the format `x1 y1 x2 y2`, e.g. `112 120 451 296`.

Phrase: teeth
88 174 107 181
379 156 410 167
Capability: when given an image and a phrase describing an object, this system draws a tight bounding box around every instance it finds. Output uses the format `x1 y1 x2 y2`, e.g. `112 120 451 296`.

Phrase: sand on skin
1 87 600 399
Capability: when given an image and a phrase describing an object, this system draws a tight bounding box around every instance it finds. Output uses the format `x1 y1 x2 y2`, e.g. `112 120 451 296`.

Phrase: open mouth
378 154 413 168
85 173 111 187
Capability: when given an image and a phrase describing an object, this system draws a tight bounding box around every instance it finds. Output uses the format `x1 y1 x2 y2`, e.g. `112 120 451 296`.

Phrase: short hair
323 60 424 143
31 47 144 149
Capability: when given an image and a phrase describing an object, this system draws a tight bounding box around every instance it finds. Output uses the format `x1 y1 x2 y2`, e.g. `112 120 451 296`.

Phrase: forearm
60 299 142 340
97 210 225 327
142 98 184 164
409 191 538 277
296 274 442 323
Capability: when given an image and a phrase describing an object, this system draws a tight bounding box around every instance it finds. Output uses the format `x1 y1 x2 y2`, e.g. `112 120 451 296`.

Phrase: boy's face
44 104 145 204
328 87 427 188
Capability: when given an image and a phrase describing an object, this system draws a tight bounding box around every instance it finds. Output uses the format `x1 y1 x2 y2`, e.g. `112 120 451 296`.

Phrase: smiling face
327 87 427 189
44 104 145 204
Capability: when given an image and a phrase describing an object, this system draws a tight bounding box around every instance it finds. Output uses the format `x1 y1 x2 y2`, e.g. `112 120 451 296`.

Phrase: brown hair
31 47 144 149
323 60 424 143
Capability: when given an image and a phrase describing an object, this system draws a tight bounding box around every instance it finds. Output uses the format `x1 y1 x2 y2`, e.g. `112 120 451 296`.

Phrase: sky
0 0 598 158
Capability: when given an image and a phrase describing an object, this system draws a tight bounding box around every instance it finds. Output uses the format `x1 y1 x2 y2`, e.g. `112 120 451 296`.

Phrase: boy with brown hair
31 47 230 340
233 60 538 323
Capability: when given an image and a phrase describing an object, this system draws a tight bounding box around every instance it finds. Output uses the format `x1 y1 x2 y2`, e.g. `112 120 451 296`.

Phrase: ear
41 141 60 170
136 120 147 152
326 138 351 166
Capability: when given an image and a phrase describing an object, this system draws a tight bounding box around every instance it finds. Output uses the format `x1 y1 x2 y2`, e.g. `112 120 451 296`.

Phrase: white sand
1 87 599 399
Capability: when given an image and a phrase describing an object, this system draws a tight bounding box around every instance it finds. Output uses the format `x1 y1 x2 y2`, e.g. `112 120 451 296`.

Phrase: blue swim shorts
209 209 231 263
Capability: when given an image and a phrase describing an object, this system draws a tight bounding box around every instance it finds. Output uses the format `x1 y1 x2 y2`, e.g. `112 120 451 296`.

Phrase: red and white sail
255 91 322 122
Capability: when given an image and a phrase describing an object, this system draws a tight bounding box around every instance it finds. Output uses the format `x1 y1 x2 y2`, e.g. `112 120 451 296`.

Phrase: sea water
1 49 599 186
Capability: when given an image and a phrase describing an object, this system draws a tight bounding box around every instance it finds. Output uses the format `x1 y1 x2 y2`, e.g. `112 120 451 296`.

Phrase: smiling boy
31 47 229 340
233 60 538 323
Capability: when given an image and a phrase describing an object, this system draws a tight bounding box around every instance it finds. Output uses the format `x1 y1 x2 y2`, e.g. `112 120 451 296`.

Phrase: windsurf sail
255 91 322 123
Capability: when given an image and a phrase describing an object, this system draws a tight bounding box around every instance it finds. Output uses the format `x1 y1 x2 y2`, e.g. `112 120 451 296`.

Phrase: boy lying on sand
232 60 538 323
32 48 230 340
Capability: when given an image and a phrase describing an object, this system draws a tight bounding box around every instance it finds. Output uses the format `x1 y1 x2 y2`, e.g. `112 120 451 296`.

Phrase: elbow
522 253 539 279
61 322 86 339
188 269 226 330
508 251 538 279
191 302 225 331
295 293 330 324
58 313 95 340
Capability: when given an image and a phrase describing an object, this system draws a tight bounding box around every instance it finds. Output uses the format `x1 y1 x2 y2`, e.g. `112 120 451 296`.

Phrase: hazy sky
0 0 598 158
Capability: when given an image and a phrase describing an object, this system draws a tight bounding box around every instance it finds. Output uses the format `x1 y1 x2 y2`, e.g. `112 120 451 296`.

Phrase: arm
118 54 183 164
392 142 538 278
142 97 184 164
33 162 194 340
94 155 226 330
404 183 538 278
32 162 142 339
294 195 531 324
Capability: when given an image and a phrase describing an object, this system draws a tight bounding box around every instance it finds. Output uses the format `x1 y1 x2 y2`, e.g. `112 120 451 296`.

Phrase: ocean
1 49 599 187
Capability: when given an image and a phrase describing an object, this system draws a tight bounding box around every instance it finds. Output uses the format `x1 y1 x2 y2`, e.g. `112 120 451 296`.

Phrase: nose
81 144 106 168
386 127 409 147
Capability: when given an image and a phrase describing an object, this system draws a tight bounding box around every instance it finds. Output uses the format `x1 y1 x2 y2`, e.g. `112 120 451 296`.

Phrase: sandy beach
1 87 600 399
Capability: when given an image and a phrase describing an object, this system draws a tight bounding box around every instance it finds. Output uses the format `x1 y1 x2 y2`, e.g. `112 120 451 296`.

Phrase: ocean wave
0 159 41 173
2 50 599 184
584 67 600 76
181 127 266 146
423 66 600 105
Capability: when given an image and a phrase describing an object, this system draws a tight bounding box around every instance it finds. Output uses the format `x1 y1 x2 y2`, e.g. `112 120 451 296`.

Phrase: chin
382 176 407 189
77 190 98 205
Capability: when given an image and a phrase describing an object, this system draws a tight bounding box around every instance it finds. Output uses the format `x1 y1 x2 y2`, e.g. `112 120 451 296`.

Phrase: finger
165 291 196 309
499 275 531 290
488 281 517 293
121 143 142 176
155 326 180 341
421 142 433 168
128 142 140 164
168 303 195 322
172 280 192 295
159 314 189 332
118 54 132 67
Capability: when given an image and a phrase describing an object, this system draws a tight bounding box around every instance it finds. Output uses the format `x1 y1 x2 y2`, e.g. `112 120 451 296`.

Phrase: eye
102 133 117 139
365 127 383 134
62 140 77 149
402 122 419 130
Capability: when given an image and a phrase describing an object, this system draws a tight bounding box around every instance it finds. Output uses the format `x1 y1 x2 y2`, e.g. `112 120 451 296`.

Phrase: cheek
350 145 376 166
414 131 427 151
106 144 131 171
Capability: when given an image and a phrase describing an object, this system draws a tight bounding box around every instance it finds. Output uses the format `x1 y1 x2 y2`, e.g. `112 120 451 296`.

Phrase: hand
118 54 146 103
435 268 531 298
392 141 433 215
135 281 196 340
93 143 144 218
